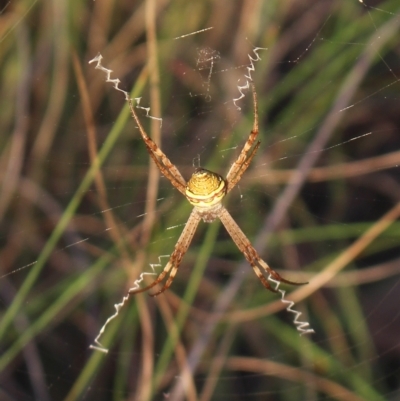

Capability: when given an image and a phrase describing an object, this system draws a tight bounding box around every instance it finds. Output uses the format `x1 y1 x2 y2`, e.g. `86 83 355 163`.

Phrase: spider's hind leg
257 258 307 288
130 210 201 296
245 247 306 293
248 260 279 293
128 260 174 295
148 257 181 297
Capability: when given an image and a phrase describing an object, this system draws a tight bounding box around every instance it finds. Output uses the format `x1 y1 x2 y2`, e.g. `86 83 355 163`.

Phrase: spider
127 83 305 296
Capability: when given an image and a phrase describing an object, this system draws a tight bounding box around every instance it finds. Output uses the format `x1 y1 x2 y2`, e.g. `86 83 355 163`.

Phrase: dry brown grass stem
0 25 30 220
30 1 68 180
199 324 238 401
246 150 400 185
154 296 198 401
225 357 365 401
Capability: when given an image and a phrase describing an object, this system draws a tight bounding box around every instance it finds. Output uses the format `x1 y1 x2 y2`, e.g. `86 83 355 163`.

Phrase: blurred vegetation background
1 0 400 400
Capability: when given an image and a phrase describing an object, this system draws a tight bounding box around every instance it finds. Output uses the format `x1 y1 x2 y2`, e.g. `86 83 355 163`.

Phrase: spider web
1 1 400 400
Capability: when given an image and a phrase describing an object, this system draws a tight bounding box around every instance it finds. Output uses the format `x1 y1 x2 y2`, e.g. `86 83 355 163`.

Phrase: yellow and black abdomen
185 168 226 208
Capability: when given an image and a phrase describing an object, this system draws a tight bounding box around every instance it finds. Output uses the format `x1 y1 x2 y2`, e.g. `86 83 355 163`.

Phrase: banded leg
226 83 260 193
226 140 260 192
129 209 201 296
218 206 306 292
145 143 188 195
127 98 187 195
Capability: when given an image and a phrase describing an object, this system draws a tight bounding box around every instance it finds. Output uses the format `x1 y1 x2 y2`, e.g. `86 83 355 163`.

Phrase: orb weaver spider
124 82 305 296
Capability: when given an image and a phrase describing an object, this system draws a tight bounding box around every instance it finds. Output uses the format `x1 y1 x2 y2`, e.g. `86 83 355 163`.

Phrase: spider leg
226 83 259 193
149 260 179 297
218 206 306 292
245 252 278 293
129 209 201 296
127 98 187 196
226 140 260 192
257 258 305 286
128 257 174 295
145 143 188 194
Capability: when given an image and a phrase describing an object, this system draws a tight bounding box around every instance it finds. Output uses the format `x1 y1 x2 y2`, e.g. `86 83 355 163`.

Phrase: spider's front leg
226 83 260 193
126 98 187 196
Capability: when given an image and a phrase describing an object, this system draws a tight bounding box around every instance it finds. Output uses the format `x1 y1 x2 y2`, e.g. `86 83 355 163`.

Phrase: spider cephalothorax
122 83 305 296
